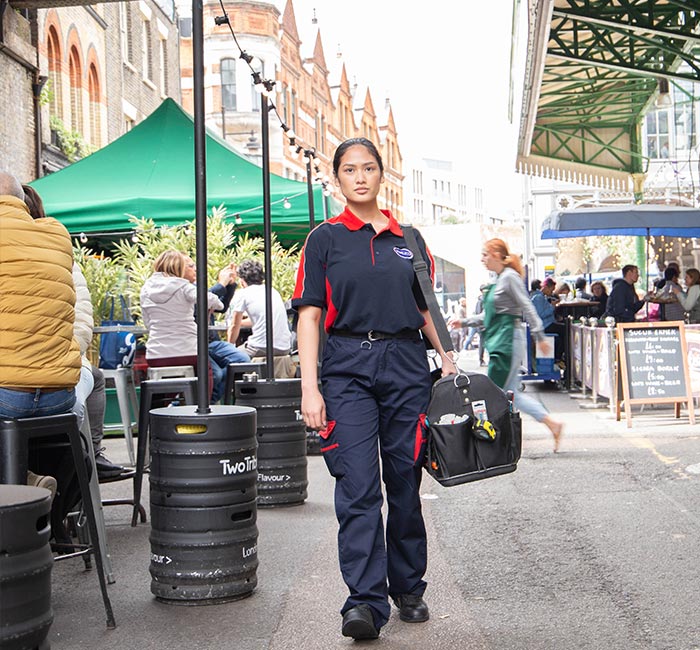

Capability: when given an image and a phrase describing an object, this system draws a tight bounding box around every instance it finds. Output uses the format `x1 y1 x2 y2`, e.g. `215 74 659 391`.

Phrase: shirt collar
334 207 404 236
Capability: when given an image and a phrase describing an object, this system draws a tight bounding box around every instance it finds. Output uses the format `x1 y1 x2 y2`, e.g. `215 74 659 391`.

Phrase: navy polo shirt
292 208 434 333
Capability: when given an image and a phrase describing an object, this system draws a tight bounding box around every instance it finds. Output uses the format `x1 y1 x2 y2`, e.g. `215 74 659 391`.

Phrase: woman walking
292 137 455 640
452 238 563 450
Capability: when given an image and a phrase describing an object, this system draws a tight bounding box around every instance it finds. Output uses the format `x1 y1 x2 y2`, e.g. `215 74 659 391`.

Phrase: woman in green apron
453 238 563 451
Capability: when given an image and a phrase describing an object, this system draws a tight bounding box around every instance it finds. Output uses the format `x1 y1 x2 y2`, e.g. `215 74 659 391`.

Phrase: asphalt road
47 353 700 649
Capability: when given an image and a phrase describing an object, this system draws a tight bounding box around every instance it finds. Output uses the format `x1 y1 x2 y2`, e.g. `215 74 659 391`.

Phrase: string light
79 232 88 243
283 198 291 209
131 233 139 242
234 213 242 224
214 0 334 199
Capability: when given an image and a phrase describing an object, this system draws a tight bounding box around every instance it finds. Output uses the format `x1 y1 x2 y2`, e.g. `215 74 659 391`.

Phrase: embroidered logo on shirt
393 247 414 260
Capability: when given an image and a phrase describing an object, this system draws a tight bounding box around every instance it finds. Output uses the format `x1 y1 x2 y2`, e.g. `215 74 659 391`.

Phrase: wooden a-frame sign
616 321 696 428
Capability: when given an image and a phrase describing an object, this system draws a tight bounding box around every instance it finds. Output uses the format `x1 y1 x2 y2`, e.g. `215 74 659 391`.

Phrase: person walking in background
589 281 609 318
140 250 222 396
671 268 700 324
293 137 456 641
452 238 563 450
604 265 650 322
0 171 82 494
462 284 488 366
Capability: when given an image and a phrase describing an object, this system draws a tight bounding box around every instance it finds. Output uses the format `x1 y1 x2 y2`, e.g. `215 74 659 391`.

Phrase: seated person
658 266 685 322
1 174 83 494
183 257 250 403
574 276 593 300
531 277 565 362
141 251 222 396
227 260 296 378
589 281 608 318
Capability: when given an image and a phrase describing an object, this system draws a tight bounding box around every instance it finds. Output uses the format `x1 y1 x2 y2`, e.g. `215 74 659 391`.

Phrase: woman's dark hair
21 184 47 220
238 259 264 285
575 276 587 290
530 279 542 292
332 137 384 177
663 266 679 282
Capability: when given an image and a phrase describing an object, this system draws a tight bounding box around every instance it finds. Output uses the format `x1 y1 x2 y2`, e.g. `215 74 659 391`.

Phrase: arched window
221 58 236 111
88 63 101 147
69 46 83 134
46 26 62 119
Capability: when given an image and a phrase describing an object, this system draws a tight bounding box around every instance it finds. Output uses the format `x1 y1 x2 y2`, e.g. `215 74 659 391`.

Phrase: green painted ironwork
529 0 700 175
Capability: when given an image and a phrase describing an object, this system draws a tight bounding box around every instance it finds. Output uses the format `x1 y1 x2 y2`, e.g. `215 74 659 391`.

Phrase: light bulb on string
131 232 139 243
79 232 88 244
283 198 291 209
234 214 242 225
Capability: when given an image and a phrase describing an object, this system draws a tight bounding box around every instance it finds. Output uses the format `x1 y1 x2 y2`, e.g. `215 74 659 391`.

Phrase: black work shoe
95 451 125 479
393 594 430 623
341 604 380 640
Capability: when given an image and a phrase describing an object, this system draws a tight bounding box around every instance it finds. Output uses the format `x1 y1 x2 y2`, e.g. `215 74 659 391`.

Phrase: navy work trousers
319 334 432 629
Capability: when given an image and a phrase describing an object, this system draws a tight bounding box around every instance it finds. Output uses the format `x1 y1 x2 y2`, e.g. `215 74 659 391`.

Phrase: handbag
424 373 522 486
98 295 137 369
402 225 522 486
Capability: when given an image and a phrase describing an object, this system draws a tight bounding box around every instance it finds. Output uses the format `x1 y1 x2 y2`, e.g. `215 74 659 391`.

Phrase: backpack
424 372 522 487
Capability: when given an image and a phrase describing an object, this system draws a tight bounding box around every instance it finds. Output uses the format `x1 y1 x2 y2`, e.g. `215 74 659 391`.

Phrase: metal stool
0 414 116 629
223 362 267 405
102 367 138 466
146 366 195 381
131 377 198 527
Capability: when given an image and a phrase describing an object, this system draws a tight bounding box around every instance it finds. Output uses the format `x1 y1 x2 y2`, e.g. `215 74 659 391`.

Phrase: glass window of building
221 58 236 111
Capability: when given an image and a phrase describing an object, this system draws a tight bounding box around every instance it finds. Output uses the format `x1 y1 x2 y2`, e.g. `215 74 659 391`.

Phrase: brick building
178 0 404 219
1 0 181 181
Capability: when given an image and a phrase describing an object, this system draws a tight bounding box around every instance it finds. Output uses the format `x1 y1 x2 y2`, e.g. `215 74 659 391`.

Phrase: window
69 46 83 134
279 84 287 123
124 116 135 133
46 26 62 119
221 58 236 111
645 110 670 159
159 38 167 96
290 90 297 131
251 74 261 112
120 3 133 63
142 20 153 81
88 64 101 147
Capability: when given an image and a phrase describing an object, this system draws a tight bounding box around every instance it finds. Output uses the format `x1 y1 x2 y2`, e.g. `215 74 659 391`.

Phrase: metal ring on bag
453 372 470 388
361 340 372 350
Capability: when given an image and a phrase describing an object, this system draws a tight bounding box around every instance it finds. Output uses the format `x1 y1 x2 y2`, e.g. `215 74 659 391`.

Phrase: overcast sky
274 1 526 216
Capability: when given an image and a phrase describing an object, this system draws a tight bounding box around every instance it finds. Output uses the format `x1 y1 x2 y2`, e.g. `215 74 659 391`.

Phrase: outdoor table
554 300 596 322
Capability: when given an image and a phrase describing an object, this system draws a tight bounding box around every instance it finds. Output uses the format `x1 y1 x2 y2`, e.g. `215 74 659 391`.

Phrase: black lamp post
305 149 315 230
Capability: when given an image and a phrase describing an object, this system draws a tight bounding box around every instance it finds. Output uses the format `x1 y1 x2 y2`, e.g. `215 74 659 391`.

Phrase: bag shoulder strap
402 225 453 353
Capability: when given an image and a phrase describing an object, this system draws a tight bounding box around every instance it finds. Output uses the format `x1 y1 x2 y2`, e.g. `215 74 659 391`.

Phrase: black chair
0 413 116 629
131 377 198 527
222 361 267 405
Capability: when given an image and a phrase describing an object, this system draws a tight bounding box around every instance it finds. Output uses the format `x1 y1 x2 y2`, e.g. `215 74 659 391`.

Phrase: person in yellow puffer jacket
0 170 81 420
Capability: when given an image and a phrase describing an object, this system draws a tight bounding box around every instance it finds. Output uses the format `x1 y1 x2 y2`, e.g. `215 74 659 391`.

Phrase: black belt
329 328 422 341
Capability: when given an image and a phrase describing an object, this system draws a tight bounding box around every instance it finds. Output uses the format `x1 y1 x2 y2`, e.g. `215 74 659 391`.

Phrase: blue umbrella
542 205 700 239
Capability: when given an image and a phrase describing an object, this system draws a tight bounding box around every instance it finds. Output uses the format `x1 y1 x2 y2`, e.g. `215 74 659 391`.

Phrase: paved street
49 352 700 649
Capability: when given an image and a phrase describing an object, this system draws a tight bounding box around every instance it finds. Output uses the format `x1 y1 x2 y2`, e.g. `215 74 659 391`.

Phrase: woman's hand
301 386 327 430
441 351 457 377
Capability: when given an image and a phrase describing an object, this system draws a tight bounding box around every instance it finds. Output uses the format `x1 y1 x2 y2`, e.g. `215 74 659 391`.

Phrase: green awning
31 98 327 246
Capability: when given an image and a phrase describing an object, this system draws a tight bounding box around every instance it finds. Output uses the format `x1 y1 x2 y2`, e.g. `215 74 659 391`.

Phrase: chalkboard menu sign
616 322 695 427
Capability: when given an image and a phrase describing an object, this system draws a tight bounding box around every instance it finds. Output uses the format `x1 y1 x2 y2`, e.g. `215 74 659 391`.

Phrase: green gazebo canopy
31 98 324 246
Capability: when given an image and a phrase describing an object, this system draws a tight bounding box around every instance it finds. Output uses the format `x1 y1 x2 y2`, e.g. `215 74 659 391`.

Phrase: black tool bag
425 372 522 487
